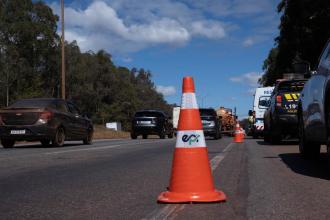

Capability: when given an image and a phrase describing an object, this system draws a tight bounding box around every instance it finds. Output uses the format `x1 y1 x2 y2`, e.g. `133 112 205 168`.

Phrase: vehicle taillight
276 95 282 107
38 111 53 124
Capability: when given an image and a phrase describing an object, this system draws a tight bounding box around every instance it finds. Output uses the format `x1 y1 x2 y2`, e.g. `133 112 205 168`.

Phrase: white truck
249 87 274 138
172 107 180 134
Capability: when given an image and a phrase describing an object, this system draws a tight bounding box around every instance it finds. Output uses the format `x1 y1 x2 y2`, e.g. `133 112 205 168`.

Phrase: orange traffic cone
157 76 226 203
233 123 244 143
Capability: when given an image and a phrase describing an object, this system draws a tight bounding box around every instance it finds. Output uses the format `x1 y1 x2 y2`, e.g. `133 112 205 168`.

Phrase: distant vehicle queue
1 39 329 157
248 39 330 159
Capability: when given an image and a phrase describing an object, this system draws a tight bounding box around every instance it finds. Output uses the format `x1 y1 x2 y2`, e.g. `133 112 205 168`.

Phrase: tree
261 0 330 86
0 0 59 104
0 0 172 130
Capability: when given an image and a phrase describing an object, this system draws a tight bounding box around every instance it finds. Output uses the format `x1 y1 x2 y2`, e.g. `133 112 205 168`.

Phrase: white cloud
191 20 226 39
156 85 176 96
49 0 279 53
229 72 262 87
50 1 229 53
180 0 274 17
243 38 254 47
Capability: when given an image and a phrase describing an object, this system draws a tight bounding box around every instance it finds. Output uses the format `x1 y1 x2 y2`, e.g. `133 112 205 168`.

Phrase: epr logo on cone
157 76 226 203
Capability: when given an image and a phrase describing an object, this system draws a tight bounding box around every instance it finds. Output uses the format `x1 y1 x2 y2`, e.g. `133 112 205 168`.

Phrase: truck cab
251 87 274 138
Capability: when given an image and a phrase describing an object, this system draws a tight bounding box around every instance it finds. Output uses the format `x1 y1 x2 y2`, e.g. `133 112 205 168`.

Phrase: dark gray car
298 40 330 158
0 98 93 148
199 108 222 140
131 110 174 139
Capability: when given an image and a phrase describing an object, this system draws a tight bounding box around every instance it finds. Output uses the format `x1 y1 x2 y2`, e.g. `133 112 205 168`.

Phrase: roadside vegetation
261 0 330 86
0 0 172 131
93 125 129 140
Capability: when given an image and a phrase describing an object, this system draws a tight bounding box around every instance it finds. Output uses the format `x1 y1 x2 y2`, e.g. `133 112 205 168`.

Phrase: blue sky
45 0 280 118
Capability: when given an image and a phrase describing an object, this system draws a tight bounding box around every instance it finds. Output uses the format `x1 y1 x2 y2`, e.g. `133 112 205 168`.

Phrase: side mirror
308 70 317 78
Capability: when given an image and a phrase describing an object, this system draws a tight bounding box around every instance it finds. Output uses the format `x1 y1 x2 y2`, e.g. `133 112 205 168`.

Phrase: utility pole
6 70 9 106
61 0 65 99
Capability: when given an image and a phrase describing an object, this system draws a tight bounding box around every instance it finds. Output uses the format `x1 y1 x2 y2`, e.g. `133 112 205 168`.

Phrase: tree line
261 0 330 86
0 0 172 130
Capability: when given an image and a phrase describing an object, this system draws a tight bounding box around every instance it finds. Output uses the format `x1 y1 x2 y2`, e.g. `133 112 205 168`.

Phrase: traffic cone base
234 134 243 143
158 149 226 203
158 190 226 203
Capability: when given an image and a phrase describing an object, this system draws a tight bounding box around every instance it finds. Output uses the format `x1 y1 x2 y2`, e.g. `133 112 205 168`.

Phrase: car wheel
143 134 148 139
83 129 93 145
264 123 270 143
159 128 166 139
41 140 51 147
213 130 220 140
298 115 320 159
269 119 281 144
131 133 137 139
219 130 223 139
52 127 65 147
1 139 15 148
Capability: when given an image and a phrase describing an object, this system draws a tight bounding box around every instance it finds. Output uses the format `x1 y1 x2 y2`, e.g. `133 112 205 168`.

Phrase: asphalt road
1 136 330 219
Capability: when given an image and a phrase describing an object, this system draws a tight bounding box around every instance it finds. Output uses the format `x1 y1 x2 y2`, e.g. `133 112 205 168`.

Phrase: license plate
10 130 26 135
284 103 297 109
138 121 151 124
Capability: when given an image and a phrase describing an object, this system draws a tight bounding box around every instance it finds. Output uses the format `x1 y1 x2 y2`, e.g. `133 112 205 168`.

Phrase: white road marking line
44 145 122 155
45 140 173 155
145 204 186 220
144 142 235 220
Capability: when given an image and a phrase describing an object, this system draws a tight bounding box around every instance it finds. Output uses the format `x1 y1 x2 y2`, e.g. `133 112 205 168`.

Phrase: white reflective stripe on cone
181 93 198 109
176 130 206 148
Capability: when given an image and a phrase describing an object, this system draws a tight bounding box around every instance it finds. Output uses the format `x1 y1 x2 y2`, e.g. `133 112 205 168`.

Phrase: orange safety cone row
233 122 244 143
157 76 226 203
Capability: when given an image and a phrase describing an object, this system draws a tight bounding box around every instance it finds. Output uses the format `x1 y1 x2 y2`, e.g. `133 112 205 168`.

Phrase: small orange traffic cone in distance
233 122 243 143
157 76 226 203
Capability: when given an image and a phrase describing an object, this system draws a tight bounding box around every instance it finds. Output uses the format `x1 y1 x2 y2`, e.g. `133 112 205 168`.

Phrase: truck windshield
258 96 271 109
199 109 217 116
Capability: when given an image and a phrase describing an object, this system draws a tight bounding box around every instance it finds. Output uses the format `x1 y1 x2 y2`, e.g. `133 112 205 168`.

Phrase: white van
251 87 274 137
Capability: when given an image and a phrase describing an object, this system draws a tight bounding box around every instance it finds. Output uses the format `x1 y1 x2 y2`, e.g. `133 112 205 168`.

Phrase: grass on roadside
93 125 130 139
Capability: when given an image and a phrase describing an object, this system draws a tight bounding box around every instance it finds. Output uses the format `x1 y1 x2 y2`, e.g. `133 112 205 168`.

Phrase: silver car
298 40 330 158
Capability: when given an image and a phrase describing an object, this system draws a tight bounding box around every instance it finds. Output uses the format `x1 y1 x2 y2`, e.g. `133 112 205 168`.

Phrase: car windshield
135 111 164 117
258 96 271 109
199 109 216 116
278 81 305 93
10 99 54 108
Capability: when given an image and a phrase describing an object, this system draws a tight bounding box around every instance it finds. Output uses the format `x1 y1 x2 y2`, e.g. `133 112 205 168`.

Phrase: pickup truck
264 79 306 143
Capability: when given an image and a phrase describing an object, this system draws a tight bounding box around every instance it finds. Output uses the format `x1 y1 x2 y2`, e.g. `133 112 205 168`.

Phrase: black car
264 79 306 143
0 98 93 148
298 40 330 158
131 110 174 139
200 108 222 139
